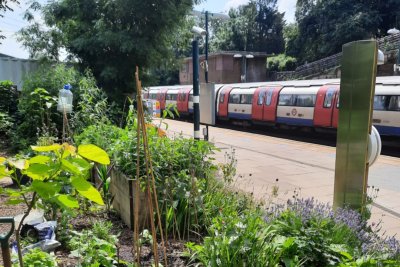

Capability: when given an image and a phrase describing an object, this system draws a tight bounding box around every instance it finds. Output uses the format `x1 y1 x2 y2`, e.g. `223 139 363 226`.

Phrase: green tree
18 0 202 97
287 0 400 64
211 0 285 54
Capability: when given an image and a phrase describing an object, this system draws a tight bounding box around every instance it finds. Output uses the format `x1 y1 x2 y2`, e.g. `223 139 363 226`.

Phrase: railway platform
158 119 400 237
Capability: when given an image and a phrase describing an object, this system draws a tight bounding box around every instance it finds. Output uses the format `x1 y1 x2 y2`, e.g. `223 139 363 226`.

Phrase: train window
278 94 294 106
296 95 316 107
323 89 335 108
257 90 265 105
388 96 400 111
229 94 240 104
240 94 253 104
265 89 273 106
336 93 340 108
373 95 388 110
220 92 225 103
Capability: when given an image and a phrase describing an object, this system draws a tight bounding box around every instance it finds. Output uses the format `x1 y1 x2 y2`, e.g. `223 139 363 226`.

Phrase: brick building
179 51 269 85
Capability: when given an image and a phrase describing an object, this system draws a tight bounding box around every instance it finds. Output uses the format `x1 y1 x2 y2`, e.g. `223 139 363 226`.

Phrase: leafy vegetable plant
0 143 109 266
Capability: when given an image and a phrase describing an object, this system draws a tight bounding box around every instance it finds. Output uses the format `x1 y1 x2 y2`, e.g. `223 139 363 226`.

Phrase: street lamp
387 28 400 72
233 53 254 82
191 26 206 140
192 10 230 83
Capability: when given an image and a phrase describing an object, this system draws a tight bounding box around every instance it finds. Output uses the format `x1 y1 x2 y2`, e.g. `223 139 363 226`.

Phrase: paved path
158 119 400 237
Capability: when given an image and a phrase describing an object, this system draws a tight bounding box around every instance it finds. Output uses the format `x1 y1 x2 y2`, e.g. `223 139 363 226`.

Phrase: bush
267 54 297 71
13 64 111 150
12 248 58 267
0 80 18 115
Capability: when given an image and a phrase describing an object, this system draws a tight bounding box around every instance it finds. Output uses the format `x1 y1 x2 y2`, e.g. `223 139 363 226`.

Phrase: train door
263 87 282 122
252 88 266 121
314 85 339 127
332 92 340 128
157 89 168 110
218 86 233 118
177 88 190 114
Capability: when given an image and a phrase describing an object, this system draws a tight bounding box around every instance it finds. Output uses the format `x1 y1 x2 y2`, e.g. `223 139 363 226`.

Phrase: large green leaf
70 158 91 171
78 144 110 165
23 164 52 180
29 155 51 164
31 180 61 199
8 159 29 170
0 165 13 179
71 177 104 205
31 144 62 152
61 159 81 175
56 194 79 209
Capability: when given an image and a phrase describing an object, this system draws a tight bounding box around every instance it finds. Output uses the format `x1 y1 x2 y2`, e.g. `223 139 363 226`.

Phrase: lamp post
387 28 400 73
204 11 230 83
191 26 206 140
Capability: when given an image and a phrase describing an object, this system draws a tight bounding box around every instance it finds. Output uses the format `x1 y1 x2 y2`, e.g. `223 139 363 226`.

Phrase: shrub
267 54 297 71
0 80 18 115
12 248 58 267
13 64 111 150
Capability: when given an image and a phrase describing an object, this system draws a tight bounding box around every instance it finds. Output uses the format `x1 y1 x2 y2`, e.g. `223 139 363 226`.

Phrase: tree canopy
287 0 400 63
211 0 285 54
18 0 201 96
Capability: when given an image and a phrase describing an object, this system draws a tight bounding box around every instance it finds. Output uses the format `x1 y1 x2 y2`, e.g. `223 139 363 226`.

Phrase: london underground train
144 77 400 137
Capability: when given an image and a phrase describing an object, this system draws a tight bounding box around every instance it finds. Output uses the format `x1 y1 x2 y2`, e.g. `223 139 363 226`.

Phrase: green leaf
78 144 110 165
31 144 62 152
6 198 24 205
31 180 61 199
56 194 79 209
0 165 12 178
23 164 52 180
61 159 81 175
70 158 91 171
9 159 29 170
0 157 5 164
29 155 51 164
71 177 104 205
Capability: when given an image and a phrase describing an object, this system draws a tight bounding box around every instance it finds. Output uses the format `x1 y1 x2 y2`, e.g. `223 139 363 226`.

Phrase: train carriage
276 86 320 127
145 77 400 137
373 83 400 136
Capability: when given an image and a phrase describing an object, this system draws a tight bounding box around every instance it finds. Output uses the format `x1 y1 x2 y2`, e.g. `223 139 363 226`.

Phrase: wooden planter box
110 168 149 230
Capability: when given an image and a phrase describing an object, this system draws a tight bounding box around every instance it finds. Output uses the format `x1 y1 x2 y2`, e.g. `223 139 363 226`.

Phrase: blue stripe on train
276 117 314 126
374 125 400 136
228 112 252 120
189 108 193 113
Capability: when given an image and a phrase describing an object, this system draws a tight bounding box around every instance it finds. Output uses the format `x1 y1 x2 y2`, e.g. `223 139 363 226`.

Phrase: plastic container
57 84 73 113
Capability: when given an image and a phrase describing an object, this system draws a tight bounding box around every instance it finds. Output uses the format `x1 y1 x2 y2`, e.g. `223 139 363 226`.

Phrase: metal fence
0 56 39 90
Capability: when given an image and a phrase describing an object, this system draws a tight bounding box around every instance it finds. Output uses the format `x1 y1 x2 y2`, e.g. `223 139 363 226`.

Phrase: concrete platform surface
158 119 400 237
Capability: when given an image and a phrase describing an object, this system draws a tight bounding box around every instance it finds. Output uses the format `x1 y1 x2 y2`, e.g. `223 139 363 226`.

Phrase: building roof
184 51 271 60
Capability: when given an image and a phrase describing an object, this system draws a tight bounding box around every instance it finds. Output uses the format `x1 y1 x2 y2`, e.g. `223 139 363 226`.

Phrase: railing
272 32 400 80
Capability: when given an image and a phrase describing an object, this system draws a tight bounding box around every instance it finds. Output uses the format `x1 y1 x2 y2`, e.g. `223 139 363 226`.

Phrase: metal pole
205 11 209 83
193 39 200 140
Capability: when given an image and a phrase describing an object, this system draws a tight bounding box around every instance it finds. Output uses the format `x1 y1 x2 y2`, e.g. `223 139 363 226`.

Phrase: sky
0 0 296 59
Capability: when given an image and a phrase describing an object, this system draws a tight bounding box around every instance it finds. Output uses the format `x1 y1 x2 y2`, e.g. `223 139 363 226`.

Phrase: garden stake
134 67 168 266
0 217 15 267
